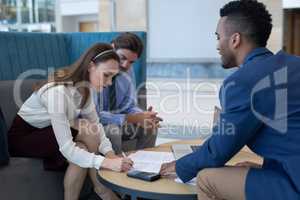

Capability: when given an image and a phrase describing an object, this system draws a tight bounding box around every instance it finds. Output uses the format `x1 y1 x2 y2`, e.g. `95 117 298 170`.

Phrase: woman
8 43 132 200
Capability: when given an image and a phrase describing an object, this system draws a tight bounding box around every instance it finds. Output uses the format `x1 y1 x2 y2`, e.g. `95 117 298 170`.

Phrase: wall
115 0 147 31
148 0 230 63
260 0 283 53
61 14 98 32
59 0 98 16
98 0 146 32
56 0 99 32
56 0 283 59
148 0 283 62
283 0 300 8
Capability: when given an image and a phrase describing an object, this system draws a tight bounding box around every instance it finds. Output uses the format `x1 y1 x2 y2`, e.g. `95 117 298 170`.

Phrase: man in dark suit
160 1 300 199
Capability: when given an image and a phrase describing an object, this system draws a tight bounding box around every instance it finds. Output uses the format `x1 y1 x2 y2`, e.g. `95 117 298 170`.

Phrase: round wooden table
97 139 262 200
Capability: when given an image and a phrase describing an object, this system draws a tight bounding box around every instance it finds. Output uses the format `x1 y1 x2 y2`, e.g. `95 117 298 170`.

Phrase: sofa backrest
0 31 147 88
0 32 70 80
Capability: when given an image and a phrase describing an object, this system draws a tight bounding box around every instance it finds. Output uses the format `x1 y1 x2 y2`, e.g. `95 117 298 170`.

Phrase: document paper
128 151 175 173
175 177 197 186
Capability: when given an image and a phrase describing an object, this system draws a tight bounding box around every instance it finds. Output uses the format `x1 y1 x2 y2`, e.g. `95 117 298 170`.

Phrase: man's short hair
220 0 272 47
112 32 144 58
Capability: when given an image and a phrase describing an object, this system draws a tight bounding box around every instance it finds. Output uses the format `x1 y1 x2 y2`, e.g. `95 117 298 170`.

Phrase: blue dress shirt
93 70 142 126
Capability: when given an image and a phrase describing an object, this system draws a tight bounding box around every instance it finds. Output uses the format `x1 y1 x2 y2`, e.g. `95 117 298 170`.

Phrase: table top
97 139 262 199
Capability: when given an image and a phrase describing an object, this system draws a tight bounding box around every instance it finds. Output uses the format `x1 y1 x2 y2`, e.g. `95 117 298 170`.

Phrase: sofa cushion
0 79 39 129
0 107 9 166
0 79 39 166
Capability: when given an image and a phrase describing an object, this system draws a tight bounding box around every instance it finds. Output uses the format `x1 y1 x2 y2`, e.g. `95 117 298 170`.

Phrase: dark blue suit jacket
176 48 300 199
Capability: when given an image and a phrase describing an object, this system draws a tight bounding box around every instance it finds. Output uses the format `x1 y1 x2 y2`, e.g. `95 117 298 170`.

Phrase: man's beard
221 53 237 69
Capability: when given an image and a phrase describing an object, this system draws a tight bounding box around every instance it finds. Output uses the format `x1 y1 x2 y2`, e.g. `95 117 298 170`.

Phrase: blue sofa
0 31 147 200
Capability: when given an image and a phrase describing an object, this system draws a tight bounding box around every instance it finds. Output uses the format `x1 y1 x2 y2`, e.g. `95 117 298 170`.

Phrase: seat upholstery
0 79 37 167
0 80 38 129
0 107 9 166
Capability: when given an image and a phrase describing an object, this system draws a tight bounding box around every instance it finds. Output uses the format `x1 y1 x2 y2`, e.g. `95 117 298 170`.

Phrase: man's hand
159 161 176 176
126 106 163 129
235 161 262 168
147 106 163 128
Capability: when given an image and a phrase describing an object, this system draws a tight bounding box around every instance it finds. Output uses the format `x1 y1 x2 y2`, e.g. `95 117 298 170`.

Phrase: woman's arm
80 95 114 155
40 85 105 169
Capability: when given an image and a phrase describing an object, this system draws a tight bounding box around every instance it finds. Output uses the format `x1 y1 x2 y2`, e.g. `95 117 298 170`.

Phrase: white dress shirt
18 82 113 169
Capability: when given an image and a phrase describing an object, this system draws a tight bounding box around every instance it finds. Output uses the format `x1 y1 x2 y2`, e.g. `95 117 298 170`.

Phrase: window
20 0 29 23
0 0 17 24
0 0 54 25
37 0 54 23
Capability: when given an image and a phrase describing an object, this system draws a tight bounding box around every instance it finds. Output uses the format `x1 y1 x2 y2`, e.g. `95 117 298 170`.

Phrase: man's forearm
125 113 139 124
99 111 126 126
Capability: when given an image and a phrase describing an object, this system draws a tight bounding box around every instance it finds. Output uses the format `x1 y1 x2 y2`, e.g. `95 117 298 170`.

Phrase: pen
122 152 134 169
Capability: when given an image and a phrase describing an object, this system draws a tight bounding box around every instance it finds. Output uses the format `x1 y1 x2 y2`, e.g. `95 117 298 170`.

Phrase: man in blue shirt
94 33 162 154
160 1 300 200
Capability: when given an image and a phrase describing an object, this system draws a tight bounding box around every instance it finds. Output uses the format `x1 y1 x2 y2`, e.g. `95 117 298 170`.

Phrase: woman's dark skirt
8 115 78 171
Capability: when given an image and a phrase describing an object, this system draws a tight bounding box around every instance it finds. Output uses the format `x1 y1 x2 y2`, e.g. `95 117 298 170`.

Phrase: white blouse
18 82 113 169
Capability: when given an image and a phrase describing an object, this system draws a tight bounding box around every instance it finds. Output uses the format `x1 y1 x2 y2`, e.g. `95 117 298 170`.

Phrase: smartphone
127 170 161 182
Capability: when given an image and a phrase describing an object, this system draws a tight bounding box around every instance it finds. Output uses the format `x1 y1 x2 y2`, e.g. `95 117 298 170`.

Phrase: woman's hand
105 151 121 159
235 161 262 168
101 157 133 172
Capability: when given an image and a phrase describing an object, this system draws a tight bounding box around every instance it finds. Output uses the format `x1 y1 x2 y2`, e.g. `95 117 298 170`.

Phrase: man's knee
197 168 213 186
196 168 219 198
104 124 122 139
104 124 123 153
131 126 157 150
